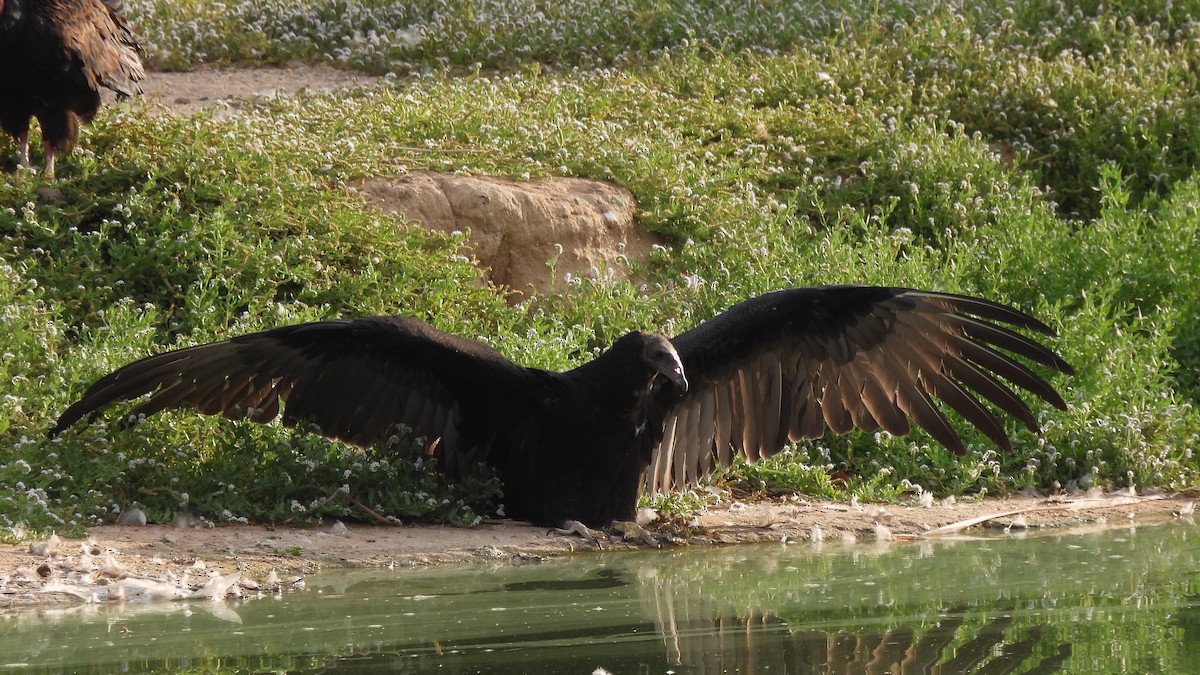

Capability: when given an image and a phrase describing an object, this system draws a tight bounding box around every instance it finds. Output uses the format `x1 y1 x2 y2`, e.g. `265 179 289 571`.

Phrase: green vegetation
2 0 1199 533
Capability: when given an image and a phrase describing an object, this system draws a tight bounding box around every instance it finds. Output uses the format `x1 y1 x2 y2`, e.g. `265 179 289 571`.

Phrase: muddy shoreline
2 492 1192 609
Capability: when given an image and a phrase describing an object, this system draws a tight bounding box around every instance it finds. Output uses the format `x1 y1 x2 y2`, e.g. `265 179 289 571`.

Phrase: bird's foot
551 518 687 549
551 520 611 549
16 133 31 171
609 520 664 548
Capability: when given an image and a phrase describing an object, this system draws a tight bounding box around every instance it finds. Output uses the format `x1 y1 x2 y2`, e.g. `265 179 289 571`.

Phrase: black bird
53 286 1074 528
0 0 145 177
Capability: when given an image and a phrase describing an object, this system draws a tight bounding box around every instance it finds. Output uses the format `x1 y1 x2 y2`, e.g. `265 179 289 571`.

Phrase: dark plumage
53 286 1075 527
0 0 144 177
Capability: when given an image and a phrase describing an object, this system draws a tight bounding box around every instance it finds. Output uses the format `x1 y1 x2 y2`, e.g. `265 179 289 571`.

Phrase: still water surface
2 520 1198 673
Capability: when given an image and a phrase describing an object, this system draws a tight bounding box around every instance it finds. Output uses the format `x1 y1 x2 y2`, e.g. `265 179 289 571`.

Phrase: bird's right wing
53 317 534 476
645 286 1074 494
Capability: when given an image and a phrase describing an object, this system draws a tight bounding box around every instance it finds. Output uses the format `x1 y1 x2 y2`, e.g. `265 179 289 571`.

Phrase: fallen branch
281 488 344 524
344 493 395 526
281 488 395 526
918 494 1169 537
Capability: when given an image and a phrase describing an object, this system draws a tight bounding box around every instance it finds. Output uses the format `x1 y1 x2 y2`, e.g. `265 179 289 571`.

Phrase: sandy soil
133 62 385 117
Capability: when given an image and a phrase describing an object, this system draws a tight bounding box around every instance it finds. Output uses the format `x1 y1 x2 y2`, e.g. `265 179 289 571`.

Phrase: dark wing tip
50 405 90 436
909 289 1076 374
49 365 141 437
48 410 82 437
909 290 1058 333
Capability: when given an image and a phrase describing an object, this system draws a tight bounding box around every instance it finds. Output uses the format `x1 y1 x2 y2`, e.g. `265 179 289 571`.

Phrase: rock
354 172 656 298
116 506 147 525
35 186 65 205
28 534 59 558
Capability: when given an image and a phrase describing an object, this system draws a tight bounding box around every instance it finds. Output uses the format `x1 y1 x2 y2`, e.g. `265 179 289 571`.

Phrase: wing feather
759 355 784 456
251 385 283 424
852 361 893 433
714 381 735 466
896 310 1066 410
895 376 962 453
51 0 145 96
653 413 681 495
892 309 1051 429
792 370 825 440
736 369 760 461
821 370 854 435
694 389 717 476
856 350 911 436
878 333 1012 447
672 403 692 490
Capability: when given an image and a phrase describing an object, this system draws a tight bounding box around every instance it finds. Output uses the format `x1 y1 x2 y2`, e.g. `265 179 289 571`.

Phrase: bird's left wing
645 286 1074 494
53 317 534 475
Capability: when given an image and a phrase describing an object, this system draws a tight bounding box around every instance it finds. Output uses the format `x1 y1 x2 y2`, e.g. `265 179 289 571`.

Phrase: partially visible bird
0 0 144 177
53 286 1074 529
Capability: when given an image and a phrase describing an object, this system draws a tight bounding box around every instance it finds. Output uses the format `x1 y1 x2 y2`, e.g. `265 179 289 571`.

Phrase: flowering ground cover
1 0 1198 535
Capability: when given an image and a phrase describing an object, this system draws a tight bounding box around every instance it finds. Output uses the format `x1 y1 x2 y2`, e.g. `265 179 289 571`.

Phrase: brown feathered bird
0 0 144 177
54 286 1074 528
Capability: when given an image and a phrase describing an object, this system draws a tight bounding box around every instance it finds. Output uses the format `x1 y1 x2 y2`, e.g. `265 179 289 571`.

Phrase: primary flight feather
54 286 1074 527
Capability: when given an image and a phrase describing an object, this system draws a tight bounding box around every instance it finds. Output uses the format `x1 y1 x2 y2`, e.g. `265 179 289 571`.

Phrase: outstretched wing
53 317 535 476
645 286 1074 494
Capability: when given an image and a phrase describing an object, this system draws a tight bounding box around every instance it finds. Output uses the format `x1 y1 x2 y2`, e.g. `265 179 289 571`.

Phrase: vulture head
638 332 688 393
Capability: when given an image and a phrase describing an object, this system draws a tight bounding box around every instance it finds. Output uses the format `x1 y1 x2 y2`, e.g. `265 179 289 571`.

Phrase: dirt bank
2 491 1193 608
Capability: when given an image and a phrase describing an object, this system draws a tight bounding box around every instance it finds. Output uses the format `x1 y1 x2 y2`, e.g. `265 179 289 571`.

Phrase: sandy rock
355 172 656 298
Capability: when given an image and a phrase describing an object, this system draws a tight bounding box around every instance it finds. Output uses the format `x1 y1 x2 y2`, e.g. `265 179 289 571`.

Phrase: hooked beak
664 363 688 393
642 333 689 393
656 357 688 393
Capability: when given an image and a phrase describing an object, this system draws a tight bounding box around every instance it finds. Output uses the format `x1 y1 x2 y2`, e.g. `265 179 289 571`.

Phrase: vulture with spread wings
0 0 145 177
54 286 1074 527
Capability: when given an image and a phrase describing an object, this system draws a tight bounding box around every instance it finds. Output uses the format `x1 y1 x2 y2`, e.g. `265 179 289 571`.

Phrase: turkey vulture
53 286 1074 527
0 0 145 177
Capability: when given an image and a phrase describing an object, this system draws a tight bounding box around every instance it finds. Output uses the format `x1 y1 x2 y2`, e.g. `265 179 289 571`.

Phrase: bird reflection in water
645 583 1071 674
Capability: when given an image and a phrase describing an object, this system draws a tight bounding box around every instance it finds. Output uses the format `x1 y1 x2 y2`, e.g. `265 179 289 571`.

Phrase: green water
3 520 1199 673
